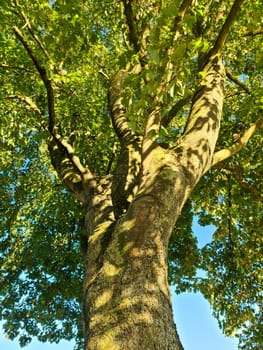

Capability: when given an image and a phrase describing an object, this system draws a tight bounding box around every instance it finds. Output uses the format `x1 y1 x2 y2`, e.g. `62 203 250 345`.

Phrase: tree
0 0 262 349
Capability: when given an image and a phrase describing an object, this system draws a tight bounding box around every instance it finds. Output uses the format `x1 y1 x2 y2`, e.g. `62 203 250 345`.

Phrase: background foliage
0 0 262 349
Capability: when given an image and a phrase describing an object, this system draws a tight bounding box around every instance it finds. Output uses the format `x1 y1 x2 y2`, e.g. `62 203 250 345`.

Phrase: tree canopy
0 0 262 349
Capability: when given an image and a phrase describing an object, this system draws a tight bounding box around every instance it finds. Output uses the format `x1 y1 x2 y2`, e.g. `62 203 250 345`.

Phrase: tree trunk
83 154 186 350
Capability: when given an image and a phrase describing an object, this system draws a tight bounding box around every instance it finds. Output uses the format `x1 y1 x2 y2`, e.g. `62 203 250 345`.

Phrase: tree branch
162 0 195 88
212 117 263 167
48 133 96 203
13 26 55 133
209 0 246 57
121 0 149 67
0 63 34 72
13 0 52 62
161 95 192 128
222 164 263 202
244 29 263 37
6 94 42 115
121 0 140 53
172 0 194 35
226 69 251 94
12 26 95 201
51 133 87 174
108 69 135 146
6 94 92 193
13 0 66 76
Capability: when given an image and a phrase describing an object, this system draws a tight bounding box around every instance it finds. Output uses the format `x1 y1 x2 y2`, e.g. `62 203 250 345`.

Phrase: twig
172 0 193 35
225 91 247 99
222 164 263 202
12 0 52 62
99 69 110 81
163 0 195 87
244 29 263 37
7 94 42 115
0 63 34 72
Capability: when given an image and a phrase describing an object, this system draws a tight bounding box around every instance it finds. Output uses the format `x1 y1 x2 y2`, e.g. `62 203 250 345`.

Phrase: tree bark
83 154 186 350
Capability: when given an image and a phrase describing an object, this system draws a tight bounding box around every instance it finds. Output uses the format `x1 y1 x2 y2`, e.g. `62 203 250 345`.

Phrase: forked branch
13 25 95 200
12 0 52 62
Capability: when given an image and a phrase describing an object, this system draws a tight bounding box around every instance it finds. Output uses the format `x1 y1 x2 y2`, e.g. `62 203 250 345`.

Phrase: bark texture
83 158 186 350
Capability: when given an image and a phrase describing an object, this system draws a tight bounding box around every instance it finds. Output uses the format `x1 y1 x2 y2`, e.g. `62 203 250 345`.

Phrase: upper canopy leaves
0 0 262 349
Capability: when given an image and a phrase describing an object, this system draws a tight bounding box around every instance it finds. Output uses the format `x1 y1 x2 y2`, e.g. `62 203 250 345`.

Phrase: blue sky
0 292 239 350
0 222 239 350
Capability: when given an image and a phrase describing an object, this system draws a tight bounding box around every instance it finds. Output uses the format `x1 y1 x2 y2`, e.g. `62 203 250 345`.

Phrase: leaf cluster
0 0 262 348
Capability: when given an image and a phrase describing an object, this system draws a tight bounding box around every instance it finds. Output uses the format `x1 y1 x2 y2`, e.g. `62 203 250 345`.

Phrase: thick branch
54 133 87 174
175 54 226 180
209 0 246 57
48 133 96 203
142 106 162 156
13 26 55 132
212 117 263 167
12 26 94 201
226 69 251 94
108 70 135 146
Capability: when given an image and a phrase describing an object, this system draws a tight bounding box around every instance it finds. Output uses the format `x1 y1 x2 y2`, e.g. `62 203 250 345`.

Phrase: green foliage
168 200 200 293
0 0 262 349
0 125 84 347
